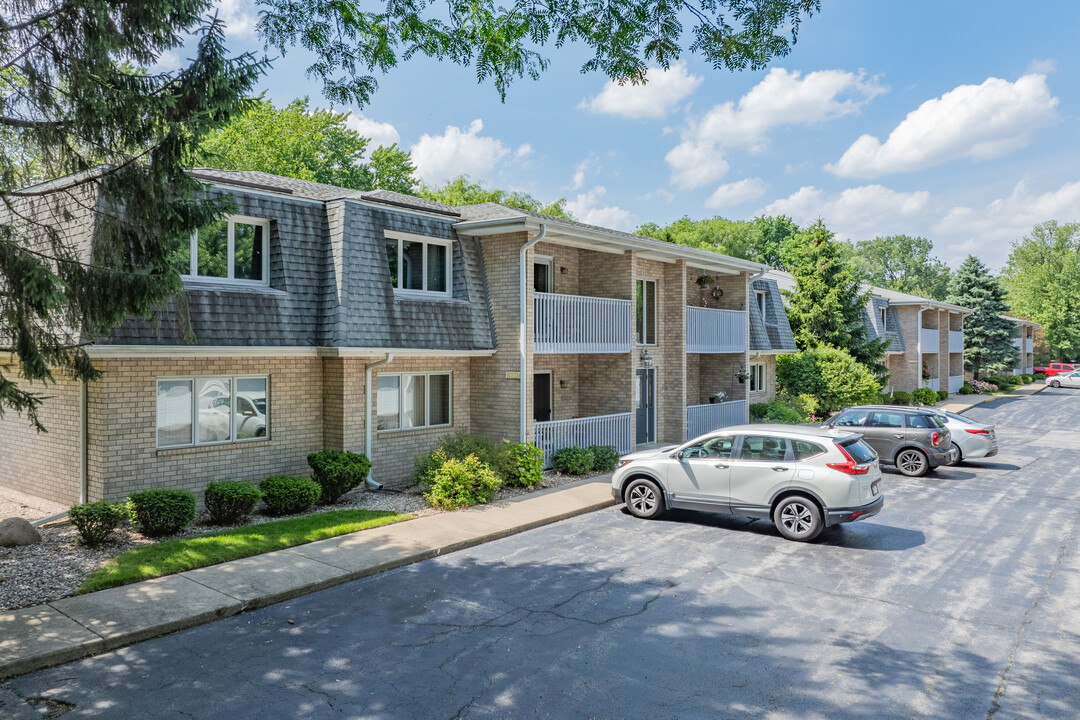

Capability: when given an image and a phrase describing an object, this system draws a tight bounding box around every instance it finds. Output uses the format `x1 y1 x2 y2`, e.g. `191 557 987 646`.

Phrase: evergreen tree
947 256 1017 379
783 221 890 374
1 2 265 429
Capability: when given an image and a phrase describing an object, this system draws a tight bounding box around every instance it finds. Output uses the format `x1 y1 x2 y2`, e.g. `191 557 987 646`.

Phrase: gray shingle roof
749 279 796 353
864 297 905 353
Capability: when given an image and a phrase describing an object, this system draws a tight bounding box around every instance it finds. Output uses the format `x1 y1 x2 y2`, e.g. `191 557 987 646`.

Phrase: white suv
611 424 884 541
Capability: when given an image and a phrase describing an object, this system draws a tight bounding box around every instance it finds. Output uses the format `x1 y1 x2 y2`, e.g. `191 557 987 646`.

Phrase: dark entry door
636 368 656 444
533 373 552 422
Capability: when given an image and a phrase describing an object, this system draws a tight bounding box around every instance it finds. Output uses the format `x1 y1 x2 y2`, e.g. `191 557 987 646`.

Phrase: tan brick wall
534 355 580 420
579 355 633 417
0 374 82 506
686 267 746 311
892 306 922 392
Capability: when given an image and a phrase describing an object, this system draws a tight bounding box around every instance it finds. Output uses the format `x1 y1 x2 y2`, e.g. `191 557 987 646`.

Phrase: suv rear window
906 414 945 428
793 440 826 461
839 439 877 463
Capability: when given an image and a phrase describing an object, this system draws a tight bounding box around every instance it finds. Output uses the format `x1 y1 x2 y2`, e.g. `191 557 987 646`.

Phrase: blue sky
187 0 1080 268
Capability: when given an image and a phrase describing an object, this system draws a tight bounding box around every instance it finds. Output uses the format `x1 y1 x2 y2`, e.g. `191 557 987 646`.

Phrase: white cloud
1028 58 1057 74
148 50 181 73
667 68 885 189
409 119 527 185
761 184 931 241
565 187 634 231
571 160 589 191
641 188 675 202
579 62 704 119
345 114 401 156
215 0 257 39
826 74 1059 178
705 178 768 208
514 144 533 160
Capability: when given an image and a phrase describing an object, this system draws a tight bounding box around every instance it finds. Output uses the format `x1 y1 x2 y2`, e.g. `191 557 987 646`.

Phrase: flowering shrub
970 379 997 394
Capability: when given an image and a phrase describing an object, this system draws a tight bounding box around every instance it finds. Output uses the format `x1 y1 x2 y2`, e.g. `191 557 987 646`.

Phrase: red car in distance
1035 363 1075 377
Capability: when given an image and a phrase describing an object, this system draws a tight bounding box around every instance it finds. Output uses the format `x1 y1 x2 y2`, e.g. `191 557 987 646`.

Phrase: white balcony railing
923 377 940 392
1012 368 1023 376
686 400 748 440
949 375 964 393
949 330 963 353
920 328 939 354
534 412 632 467
534 292 632 354
1012 337 1023 349
1027 338 1034 353
686 307 747 353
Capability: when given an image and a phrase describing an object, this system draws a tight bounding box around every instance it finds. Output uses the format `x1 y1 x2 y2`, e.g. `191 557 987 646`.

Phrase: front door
636 368 656 444
533 372 552 422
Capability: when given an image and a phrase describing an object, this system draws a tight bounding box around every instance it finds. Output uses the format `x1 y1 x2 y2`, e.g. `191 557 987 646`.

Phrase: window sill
376 424 453 436
392 289 465 304
156 438 270 456
182 279 286 296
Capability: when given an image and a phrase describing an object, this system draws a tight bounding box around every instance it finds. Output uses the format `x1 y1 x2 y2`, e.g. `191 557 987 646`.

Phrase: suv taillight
828 443 870 475
931 431 941 446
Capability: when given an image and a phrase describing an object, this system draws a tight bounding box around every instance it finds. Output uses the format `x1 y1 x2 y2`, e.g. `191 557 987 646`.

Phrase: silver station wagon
611 425 884 542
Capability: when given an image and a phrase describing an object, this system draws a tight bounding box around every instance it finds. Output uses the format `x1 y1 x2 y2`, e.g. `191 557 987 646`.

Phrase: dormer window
386 230 453 297
170 215 270 285
755 290 768 319
879 307 888 329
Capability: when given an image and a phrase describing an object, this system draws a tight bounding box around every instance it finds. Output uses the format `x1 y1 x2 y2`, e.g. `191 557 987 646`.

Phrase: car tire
773 495 823 542
624 478 665 519
1051 380 1061 388
896 448 930 477
948 443 962 466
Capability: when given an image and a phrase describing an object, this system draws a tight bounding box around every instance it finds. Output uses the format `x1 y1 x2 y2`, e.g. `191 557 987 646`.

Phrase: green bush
422 453 501 509
776 347 881 414
258 476 321 517
749 400 804 424
68 501 129 547
936 390 949 402
911 387 939 406
552 446 595 475
494 442 545 487
204 481 262 524
983 376 1007 388
128 489 196 538
588 445 620 473
1022 374 1034 383
1035 372 1046 380
884 391 912 406
958 384 973 395
414 433 499 486
307 450 372 503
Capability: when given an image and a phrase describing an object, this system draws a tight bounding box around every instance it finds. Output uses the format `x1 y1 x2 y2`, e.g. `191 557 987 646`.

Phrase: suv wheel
773 495 823 542
1051 379 1061 388
896 448 930 477
624 478 664 519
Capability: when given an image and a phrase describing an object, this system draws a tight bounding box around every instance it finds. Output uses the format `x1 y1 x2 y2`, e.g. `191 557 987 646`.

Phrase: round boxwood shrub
958 384 973 395
307 450 372 503
749 399 804 424
552 446 595 475
258 476 321 516
68 501 129 547
494 442 544 487
936 390 949 402
422 453 501 510
588 445 620 473
1022 373 1034 383
128 489 197 538
911 387 939 406
886 391 912 406
204 481 262 524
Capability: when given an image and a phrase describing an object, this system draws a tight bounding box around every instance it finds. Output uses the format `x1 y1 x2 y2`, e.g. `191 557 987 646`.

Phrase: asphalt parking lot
5 388 1080 719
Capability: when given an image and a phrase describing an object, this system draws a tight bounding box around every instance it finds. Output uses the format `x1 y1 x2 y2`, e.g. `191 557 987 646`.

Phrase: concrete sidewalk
0 477 616 681
937 380 1047 414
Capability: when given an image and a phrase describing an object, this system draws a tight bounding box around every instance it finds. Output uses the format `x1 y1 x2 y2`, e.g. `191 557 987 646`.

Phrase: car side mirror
672 451 684 461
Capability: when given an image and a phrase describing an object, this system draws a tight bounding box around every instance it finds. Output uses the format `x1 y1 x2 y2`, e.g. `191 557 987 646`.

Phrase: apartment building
1003 316 1039 375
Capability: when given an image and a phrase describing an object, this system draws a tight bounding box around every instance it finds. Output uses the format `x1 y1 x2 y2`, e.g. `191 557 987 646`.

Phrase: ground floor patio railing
534 412 632 467
686 400 747 440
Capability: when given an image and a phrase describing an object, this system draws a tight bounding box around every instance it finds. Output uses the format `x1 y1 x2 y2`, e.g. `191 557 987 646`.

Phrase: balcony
949 330 963 353
1013 337 1033 353
686 307 746 353
686 400 748 439
923 377 940 392
920 328 939 354
949 375 964 393
534 292 632 354
534 412 632 467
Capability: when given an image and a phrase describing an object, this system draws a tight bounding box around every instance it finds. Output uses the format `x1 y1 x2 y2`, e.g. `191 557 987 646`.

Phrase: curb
942 382 1047 414
0 480 616 681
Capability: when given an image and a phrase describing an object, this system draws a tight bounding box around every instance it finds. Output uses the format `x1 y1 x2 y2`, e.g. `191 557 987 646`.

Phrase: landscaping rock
0 518 42 547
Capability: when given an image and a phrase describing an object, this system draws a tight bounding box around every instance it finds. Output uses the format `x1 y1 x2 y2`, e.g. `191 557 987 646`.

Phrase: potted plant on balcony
709 391 727 404
695 274 724 307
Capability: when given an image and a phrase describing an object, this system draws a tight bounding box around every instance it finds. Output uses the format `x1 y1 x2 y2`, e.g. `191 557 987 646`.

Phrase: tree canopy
948 256 1017 378
420 176 571 218
852 235 951 301
0 2 264 428
196 97 418 194
1002 221 1080 361
636 214 800 266
257 0 821 106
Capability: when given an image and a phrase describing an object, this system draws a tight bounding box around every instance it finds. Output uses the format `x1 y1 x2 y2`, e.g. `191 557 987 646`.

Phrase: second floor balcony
949 330 963 353
920 328 940 354
1012 337 1033 353
686 307 746 354
534 291 632 354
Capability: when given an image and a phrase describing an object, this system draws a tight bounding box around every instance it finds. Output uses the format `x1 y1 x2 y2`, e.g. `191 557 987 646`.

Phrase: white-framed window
156 375 269 448
755 290 768 319
168 215 270 285
749 362 766 394
385 230 453 297
636 278 657 345
879 306 888 329
533 254 553 293
376 372 451 431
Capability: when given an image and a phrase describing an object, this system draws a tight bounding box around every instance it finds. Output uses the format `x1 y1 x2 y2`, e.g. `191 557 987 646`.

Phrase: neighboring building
1003 316 1039 375
1 169 783 507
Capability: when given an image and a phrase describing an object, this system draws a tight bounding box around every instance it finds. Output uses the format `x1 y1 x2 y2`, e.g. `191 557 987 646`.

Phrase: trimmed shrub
936 390 949 402
307 450 372 503
885 391 912 406
588 445 620 473
749 400 804 424
1022 373 1034 383
494 442 545 487
911 387 939 406
1035 372 1046 380
128 489 196 538
204 481 262 524
983 376 1008 389
68 501 128 547
414 433 499 486
552 446 595 475
258 476 321 517
958 384 973 395
776 347 881 414
422 453 501 510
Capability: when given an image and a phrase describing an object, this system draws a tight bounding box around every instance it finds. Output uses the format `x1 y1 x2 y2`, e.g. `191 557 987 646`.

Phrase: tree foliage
783 221 890 374
1002 221 1080 361
421 176 571 218
947 256 1017 378
776 346 880 414
852 235 951 301
257 0 821 106
636 214 799 266
196 97 418 194
1 2 264 428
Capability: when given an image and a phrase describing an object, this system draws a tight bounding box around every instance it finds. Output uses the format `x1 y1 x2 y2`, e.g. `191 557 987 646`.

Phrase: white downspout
917 307 925 388
520 224 548 443
364 353 393 490
79 379 88 504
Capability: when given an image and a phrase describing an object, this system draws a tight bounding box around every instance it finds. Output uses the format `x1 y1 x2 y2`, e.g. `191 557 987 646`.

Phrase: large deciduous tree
947 256 1017 378
636 214 800 267
1 2 264 428
852 235 952 301
1002 221 1080 361
783 221 890 375
256 0 821 106
421 177 571 218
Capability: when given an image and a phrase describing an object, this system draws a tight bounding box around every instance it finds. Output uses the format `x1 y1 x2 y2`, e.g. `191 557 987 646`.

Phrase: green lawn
80 509 412 594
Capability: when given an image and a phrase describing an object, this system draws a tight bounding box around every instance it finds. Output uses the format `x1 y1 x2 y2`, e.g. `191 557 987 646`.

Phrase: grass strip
79 509 412 594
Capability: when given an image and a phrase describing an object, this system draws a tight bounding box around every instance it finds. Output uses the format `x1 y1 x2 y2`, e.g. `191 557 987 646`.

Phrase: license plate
871 481 880 496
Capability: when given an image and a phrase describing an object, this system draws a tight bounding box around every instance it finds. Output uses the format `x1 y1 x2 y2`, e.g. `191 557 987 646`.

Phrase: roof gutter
364 353 393 490
520 224 547 443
